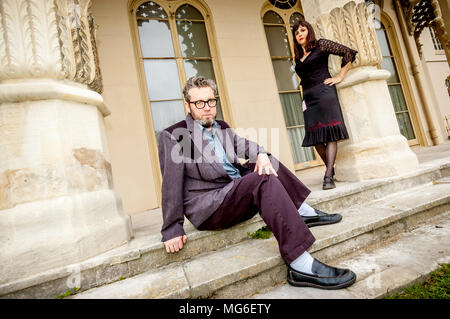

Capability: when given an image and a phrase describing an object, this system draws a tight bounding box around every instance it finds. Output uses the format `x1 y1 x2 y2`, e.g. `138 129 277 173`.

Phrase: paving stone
2 152 449 298
72 264 190 299
253 212 450 299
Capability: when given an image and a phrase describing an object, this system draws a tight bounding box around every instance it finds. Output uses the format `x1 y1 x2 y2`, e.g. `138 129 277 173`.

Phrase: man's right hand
164 235 187 253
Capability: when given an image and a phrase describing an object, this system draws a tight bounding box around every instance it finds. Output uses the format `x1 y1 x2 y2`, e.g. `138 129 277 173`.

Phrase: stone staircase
1 159 449 299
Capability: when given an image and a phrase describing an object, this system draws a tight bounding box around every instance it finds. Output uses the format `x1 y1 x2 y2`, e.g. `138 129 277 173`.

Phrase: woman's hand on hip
324 76 343 86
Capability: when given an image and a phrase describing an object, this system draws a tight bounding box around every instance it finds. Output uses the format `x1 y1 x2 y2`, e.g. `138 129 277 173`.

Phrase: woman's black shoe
323 176 336 190
287 259 356 290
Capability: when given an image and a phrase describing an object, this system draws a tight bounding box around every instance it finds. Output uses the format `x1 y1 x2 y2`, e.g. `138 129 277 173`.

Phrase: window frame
129 0 232 204
261 2 322 171
375 13 425 146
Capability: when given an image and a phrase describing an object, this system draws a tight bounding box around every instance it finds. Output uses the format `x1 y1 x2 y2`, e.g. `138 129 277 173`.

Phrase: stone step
70 178 450 299
252 211 450 299
1 162 448 298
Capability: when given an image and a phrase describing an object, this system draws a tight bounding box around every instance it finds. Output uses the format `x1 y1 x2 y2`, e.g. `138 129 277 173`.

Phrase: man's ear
184 101 191 114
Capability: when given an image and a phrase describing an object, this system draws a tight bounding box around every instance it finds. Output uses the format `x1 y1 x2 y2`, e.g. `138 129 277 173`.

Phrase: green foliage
385 264 450 299
56 287 80 299
247 226 272 239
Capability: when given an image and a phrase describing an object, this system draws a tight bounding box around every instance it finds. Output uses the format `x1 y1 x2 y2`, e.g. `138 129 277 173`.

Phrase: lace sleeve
318 38 358 67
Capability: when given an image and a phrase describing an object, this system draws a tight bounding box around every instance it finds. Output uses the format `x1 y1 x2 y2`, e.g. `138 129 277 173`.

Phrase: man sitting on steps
158 76 356 289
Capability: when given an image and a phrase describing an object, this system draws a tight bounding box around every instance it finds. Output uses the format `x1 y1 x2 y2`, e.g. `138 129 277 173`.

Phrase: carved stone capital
315 1 383 74
0 0 103 93
400 0 449 58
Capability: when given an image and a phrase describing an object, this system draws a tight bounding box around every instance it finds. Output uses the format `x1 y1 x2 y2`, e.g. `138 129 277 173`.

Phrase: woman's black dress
295 38 358 147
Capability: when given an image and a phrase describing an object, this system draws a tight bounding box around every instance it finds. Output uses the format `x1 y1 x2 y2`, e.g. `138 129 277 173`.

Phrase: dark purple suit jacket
158 114 266 242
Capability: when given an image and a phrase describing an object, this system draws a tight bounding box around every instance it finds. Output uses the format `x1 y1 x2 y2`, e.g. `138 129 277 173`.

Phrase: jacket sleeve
158 130 186 242
318 38 358 67
231 129 269 162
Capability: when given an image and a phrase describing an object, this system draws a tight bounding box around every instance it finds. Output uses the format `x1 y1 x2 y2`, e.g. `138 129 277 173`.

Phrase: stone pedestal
300 0 419 181
0 0 132 284
335 67 419 180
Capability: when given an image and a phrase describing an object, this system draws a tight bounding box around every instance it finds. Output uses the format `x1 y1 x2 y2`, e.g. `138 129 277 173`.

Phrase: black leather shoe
323 176 336 190
287 259 357 290
302 209 342 227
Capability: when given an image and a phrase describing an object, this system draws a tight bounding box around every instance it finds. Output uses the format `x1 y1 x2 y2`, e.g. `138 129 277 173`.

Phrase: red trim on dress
306 120 342 132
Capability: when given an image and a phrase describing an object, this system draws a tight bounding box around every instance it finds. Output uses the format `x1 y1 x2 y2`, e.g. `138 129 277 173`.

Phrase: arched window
135 1 224 140
374 18 417 143
262 9 318 168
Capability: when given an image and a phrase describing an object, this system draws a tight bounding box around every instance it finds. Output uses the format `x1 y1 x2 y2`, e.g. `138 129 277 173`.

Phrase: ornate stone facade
0 0 103 93
315 1 383 74
0 0 131 284
400 0 449 59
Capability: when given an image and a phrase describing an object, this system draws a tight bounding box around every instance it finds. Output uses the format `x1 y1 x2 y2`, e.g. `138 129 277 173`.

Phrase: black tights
314 142 337 178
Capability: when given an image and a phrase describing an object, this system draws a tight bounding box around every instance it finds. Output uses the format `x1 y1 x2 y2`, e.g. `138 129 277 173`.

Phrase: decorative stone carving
0 0 130 288
315 1 383 74
0 0 103 93
401 0 449 57
0 0 63 80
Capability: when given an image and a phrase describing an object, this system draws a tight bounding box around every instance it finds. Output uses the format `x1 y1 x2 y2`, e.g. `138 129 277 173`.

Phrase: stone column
300 0 420 181
0 0 132 284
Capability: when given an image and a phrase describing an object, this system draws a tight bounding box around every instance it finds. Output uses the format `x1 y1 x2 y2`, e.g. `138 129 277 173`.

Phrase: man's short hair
183 76 217 102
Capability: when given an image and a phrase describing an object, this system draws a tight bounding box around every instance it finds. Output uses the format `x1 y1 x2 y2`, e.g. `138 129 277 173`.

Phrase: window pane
376 29 391 57
264 26 291 57
270 0 298 10
373 18 382 30
279 92 304 127
272 59 299 91
177 21 211 57
136 1 168 19
381 57 400 83
263 11 284 24
289 12 305 25
184 59 215 81
143 60 182 100
151 100 186 136
396 112 415 140
287 127 315 163
176 4 203 20
138 20 174 58
388 85 407 112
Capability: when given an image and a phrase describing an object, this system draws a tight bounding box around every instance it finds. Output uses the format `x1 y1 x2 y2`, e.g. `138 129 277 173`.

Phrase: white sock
290 250 314 275
298 202 318 217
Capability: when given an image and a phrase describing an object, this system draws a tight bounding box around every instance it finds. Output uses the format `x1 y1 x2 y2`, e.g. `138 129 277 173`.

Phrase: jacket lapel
186 114 229 178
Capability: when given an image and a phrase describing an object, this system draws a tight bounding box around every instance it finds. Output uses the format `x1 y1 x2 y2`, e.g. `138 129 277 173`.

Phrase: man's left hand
254 153 278 177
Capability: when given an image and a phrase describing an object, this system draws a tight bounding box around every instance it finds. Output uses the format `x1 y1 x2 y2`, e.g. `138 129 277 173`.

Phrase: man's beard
198 118 215 129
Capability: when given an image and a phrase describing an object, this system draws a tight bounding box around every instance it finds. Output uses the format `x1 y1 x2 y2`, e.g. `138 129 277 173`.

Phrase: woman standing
292 20 357 190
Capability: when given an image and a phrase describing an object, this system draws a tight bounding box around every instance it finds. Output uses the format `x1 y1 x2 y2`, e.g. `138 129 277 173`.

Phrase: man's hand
164 235 187 253
254 153 278 177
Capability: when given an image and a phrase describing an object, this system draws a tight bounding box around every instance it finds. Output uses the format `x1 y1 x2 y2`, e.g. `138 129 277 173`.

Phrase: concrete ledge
0 79 110 116
253 212 450 299
0 215 265 298
66 179 450 299
2 162 449 298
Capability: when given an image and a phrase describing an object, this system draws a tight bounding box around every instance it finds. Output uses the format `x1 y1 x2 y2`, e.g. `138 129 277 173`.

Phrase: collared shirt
198 121 242 180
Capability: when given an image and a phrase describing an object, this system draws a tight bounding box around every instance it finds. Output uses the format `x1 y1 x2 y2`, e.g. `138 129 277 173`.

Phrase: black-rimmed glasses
188 98 217 109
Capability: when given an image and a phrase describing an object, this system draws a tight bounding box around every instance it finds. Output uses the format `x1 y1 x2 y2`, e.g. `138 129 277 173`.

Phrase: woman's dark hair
292 20 317 60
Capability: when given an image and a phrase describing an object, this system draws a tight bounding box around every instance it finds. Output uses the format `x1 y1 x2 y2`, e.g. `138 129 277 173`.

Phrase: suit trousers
198 161 316 265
